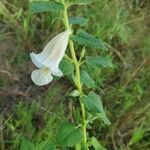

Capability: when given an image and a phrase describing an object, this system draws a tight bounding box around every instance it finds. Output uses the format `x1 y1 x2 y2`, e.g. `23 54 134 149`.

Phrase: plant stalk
61 0 87 147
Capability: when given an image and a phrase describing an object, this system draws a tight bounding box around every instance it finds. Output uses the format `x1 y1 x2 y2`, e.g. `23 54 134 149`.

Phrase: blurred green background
0 0 150 149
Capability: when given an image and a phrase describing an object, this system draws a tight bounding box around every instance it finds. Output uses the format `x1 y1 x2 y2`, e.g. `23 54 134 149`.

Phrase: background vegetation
0 0 150 149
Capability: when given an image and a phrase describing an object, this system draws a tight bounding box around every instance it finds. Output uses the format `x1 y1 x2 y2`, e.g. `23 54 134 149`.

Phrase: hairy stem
61 0 87 146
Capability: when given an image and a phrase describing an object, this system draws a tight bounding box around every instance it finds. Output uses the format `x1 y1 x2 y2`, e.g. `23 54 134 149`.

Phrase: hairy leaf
91 137 107 150
86 56 113 68
98 113 111 125
60 58 74 76
20 138 35 150
72 30 107 50
81 92 111 125
36 140 56 150
69 0 100 5
80 70 96 88
81 92 103 113
30 1 64 13
69 17 89 26
55 122 83 147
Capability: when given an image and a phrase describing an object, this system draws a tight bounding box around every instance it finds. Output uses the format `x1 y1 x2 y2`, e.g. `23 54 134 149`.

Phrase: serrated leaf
72 30 107 50
91 137 107 150
69 17 89 26
69 0 100 5
30 1 64 13
81 92 103 113
86 56 113 68
20 138 35 150
55 122 83 147
80 70 96 88
60 58 74 76
81 92 110 125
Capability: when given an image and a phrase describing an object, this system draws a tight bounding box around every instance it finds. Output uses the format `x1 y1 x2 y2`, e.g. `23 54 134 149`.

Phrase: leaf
75 144 81 150
98 113 111 125
86 56 113 68
81 92 111 125
60 58 74 76
80 70 96 88
36 140 56 150
81 92 103 113
69 0 100 5
71 30 107 50
69 90 80 97
129 124 145 145
91 137 107 150
30 1 64 13
69 17 89 26
55 122 83 147
20 138 35 150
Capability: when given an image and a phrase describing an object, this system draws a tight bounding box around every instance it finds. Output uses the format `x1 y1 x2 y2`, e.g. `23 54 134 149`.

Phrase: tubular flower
30 30 70 86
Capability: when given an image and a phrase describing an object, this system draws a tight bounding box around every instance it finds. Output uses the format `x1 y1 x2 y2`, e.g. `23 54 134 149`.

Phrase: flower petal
30 52 44 68
52 68 63 77
30 30 70 70
31 68 53 86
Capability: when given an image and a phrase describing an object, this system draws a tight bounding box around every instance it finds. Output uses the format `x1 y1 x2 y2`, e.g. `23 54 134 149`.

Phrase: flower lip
31 68 53 86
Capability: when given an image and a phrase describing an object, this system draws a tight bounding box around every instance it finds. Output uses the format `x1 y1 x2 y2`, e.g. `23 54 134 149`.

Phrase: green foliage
129 124 145 146
36 140 56 150
69 17 89 26
55 122 83 147
69 0 100 5
69 90 80 97
1 0 150 149
86 56 113 68
91 137 107 150
81 92 103 113
142 36 150 54
80 70 96 88
30 1 64 13
60 58 74 76
20 138 56 150
81 92 110 125
72 29 107 50
20 138 35 150
90 0 130 43
98 113 111 125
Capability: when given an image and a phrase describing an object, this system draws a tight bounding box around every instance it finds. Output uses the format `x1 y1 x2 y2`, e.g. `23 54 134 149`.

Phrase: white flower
30 30 70 86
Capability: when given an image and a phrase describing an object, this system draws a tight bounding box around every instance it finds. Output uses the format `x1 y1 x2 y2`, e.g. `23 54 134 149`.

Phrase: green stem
61 0 87 146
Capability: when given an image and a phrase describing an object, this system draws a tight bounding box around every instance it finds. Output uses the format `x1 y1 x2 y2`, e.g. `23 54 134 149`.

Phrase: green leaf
91 137 107 150
86 56 113 68
55 122 83 147
60 58 74 76
69 17 89 26
72 30 107 50
30 1 64 13
20 138 35 150
98 113 111 125
69 0 100 5
81 92 111 125
80 70 96 88
129 124 145 145
36 140 56 150
69 90 80 97
75 144 81 150
81 92 103 113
